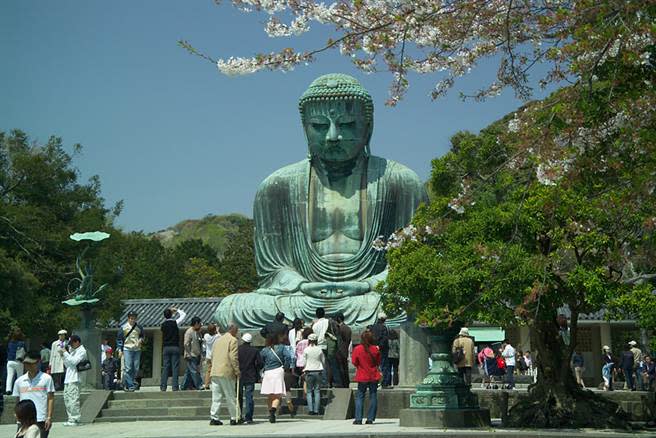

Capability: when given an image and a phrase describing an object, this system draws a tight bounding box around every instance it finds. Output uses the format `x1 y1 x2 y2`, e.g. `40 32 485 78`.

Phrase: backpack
452 347 464 364
496 356 506 370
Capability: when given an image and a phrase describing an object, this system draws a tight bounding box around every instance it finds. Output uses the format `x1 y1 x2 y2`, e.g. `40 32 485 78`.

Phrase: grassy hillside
151 213 253 258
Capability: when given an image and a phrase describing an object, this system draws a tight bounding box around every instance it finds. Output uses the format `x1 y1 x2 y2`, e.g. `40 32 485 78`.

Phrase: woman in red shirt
351 330 381 424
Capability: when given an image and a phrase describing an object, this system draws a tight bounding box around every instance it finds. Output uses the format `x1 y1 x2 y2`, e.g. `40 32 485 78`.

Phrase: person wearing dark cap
371 312 391 387
12 351 55 437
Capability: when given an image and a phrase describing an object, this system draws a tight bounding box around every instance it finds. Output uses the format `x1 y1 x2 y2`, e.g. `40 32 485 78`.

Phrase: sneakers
209 419 223 426
230 419 238 426
63 421 80 427
365 420 374 424
353 420 362 425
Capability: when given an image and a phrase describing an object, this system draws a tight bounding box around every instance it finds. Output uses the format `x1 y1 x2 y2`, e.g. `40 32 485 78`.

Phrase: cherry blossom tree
180 1 656 427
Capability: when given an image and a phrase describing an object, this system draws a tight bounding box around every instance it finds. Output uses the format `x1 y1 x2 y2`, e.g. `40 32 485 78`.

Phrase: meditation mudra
214 73 428 328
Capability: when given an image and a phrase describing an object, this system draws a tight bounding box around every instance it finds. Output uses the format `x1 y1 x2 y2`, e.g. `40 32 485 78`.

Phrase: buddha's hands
300 281 370 298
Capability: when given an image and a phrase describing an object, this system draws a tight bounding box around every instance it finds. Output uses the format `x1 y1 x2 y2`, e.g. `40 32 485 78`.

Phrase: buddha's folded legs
213 291 401 330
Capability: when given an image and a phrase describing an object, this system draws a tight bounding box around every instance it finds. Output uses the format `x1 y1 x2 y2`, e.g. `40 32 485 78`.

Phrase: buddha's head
299 74 373 164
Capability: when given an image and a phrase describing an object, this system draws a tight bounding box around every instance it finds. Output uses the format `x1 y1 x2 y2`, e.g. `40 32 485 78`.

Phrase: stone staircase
95 388 334 422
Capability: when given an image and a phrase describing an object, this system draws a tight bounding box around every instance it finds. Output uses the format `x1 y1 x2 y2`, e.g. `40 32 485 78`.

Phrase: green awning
469 327 505 342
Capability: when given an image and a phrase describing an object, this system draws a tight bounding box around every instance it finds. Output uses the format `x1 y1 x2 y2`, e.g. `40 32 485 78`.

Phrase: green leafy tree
183 257 230 297
382 43 656 426
0 130 115 336
218 219 257 292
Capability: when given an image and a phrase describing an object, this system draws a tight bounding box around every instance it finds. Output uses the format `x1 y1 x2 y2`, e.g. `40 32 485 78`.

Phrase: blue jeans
160 346 180 391
635 366 644 391
123 350 141 390
381 350 391 386
506 365 515 388
182 356 202 390
355 382 378 423
238 382 255 421
305 371 322 413
623 367 634 389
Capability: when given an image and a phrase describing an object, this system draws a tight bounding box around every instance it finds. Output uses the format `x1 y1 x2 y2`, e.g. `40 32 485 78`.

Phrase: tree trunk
506 318 629 428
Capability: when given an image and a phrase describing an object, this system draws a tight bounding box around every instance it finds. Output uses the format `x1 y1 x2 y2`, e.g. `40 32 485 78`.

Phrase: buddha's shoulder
257 159 308 191
371 156 423 185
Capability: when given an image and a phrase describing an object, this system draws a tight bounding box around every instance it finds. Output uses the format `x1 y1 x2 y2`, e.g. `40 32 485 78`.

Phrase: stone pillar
599 322 612 351
399 320 429 387
399 328 490 427
152 330 163 382
590 326 601 386
518 326 531 352
77 308 102 389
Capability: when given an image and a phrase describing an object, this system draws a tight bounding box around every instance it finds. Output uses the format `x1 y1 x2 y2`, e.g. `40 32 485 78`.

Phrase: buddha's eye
339 121 356 129
311 122 329 130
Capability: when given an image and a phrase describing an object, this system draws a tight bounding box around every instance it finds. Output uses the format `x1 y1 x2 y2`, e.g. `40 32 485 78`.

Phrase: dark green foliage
0 130 258 340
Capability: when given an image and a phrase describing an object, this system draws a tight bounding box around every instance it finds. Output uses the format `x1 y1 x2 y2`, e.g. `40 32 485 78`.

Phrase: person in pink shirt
478 344 494 388
295 328 313 375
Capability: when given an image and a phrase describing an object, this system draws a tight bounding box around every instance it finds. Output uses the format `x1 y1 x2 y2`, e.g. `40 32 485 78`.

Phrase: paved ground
3 419 653 438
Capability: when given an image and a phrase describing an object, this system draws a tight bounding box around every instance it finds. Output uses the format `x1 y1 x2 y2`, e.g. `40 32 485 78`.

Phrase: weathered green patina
214 74 428 328
399 328 490 428
63 231 110 307
409 331 480 410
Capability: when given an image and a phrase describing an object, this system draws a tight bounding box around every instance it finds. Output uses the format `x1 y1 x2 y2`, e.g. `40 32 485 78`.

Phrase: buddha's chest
309 174 364 258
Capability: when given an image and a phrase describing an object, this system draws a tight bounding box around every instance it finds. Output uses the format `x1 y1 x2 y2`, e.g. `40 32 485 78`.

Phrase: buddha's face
303 99 370 163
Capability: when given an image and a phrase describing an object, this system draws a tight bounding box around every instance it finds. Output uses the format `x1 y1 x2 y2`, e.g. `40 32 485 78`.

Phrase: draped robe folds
214 156 428 329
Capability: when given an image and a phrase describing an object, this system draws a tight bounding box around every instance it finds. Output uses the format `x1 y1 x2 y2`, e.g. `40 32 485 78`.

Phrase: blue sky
1 1 553 232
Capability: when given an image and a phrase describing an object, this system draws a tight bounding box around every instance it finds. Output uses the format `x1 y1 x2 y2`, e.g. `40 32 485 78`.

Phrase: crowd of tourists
1 327 89 437
451 327 655 393
204 308 390 426
0 307 394 433
5 310 653 435
452 329 529 390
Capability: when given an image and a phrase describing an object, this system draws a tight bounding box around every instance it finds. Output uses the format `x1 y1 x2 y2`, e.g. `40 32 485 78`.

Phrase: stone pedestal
399 328 490 428
77 307 102 389
399 320 429 387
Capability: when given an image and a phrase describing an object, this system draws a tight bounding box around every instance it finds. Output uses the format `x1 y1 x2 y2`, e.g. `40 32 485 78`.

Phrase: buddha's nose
326 121 342 142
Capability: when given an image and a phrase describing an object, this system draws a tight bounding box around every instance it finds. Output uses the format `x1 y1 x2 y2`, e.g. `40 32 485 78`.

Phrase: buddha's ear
364 121 373 156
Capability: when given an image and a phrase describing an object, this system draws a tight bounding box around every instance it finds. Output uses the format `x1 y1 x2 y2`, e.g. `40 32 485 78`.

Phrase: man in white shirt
501 339 516 389
311 308 329 385
59 334 87 426
13 351 55 437
311 308 329 351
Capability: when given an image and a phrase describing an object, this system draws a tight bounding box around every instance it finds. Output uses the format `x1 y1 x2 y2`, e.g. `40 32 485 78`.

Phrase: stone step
109 388 324 400
94 413 321 423
106 397 330 409
99 406 322 418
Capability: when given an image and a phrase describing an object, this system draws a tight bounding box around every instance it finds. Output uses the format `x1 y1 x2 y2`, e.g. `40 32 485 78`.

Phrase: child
102 347 118 390
15 400 40 438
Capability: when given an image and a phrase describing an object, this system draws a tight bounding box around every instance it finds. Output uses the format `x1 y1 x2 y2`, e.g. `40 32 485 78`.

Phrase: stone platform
3 386 652 425
1 418 653 438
